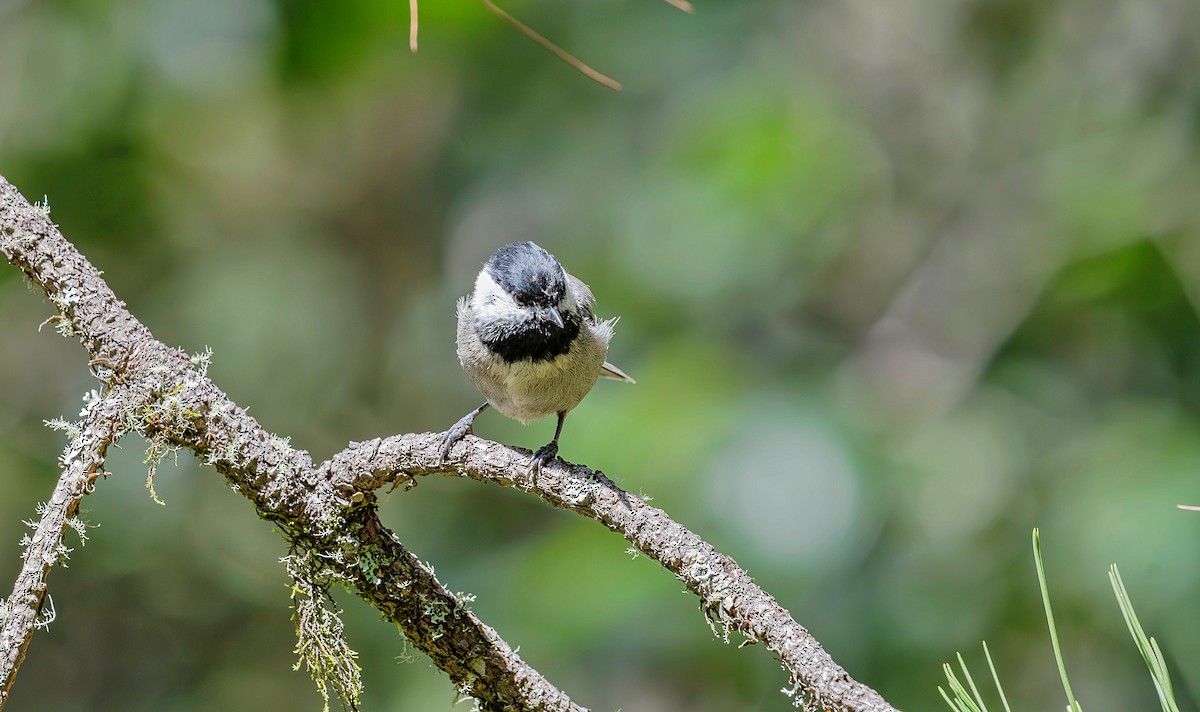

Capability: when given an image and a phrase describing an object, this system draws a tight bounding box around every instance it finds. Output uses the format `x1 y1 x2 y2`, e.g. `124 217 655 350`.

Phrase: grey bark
0 175 898 712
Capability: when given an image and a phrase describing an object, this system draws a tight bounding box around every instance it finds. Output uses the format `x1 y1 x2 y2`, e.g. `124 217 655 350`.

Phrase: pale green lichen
142 439 178 506
33 195 52 218
189 346 213 377
394 639 424 664
32 595 56 632
356 551 382 585
134 350 222 505
65 515 89 548
44 417 81 441
284 551 363 712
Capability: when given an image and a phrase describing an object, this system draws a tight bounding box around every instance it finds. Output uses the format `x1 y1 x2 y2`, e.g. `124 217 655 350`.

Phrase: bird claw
437 415 476 466
527 441 559 481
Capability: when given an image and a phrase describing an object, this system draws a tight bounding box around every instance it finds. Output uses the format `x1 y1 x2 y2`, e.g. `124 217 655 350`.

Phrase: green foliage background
3 1 1200 710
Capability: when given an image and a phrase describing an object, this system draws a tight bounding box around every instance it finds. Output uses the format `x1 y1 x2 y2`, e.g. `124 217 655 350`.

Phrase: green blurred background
3 0 1200 710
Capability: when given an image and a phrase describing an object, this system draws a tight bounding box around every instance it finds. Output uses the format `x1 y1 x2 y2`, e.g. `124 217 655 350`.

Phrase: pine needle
409 0 419 52
478 0 622 91
1033 529 1083 712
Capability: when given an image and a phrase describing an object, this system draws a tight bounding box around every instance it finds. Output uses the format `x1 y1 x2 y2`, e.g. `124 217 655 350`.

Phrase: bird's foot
527 440 559 481
437 414 476 466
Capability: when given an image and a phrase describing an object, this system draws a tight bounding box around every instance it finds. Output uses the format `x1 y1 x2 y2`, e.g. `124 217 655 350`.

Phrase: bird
437 241 634 477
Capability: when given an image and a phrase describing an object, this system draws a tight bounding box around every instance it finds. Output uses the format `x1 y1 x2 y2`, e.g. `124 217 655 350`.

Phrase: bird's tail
600 361 635 384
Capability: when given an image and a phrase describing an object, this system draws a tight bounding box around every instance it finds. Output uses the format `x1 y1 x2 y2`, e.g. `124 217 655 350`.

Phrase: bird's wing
565 272 596 317
600 361 636 384
568 273 631 382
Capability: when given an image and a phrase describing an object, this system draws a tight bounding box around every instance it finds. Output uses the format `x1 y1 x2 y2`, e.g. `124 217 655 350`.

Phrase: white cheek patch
474 270 506 304
473 270 525 322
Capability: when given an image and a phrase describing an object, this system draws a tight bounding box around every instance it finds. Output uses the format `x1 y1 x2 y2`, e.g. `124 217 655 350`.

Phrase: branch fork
0 176 897 712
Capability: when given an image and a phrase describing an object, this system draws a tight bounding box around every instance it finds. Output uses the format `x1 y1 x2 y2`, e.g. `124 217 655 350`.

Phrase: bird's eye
514 296 526 306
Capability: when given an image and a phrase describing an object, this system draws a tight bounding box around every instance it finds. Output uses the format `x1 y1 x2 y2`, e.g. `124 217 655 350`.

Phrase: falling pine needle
478 0 622 91
664 0 695 12
409 0 419 52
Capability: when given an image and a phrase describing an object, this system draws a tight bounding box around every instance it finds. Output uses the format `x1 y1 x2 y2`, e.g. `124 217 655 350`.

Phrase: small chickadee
438 241 634 476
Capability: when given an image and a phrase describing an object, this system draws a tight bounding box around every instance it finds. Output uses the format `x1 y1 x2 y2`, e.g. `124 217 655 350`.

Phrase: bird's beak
543 307 564 328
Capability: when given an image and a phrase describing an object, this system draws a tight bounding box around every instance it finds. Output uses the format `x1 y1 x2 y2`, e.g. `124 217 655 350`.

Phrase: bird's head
471 241 581 361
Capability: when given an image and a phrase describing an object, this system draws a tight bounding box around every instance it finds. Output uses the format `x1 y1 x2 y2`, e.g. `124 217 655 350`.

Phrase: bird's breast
459 323 608 423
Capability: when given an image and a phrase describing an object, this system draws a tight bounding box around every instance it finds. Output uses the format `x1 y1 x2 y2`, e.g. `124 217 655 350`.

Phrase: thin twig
478 0 622 91
0 391 126 710
409 0 419 52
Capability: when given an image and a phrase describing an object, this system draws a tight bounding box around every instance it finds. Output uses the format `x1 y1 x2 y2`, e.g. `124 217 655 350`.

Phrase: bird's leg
528 410 567 480
438 402 490 466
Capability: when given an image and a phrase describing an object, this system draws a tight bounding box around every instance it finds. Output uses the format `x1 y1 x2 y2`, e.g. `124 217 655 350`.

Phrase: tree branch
0 176 581 712
0 389 127 708
0 174 898 711
328 434 898 711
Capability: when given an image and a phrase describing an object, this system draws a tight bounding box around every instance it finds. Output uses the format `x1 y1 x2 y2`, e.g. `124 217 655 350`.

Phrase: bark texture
0 175 898 712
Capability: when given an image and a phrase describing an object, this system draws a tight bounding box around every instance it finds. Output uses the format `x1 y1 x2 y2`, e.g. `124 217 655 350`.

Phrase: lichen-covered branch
0 389 127 709
0 174 898 712
0 175 582 712
327 434 899 712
